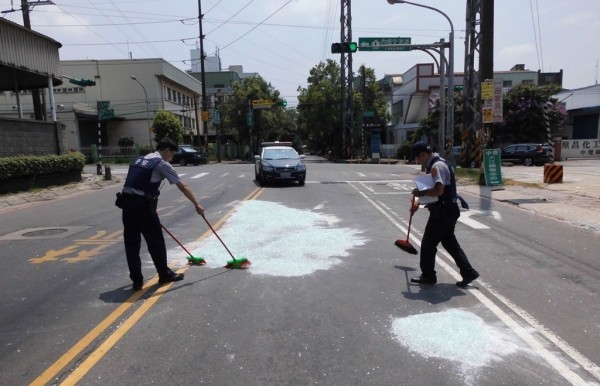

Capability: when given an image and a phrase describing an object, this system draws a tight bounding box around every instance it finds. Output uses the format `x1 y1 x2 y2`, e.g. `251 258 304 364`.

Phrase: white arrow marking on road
191 172 209 179
458 210 501 229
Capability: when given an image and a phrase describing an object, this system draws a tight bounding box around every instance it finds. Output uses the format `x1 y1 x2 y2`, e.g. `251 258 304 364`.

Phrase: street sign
362 110 374 118
214 110 221 125
97 101 114 120
358 37 411 52
252 99 272 109
98 109 114 120
482 79 503 123
483 149 503 186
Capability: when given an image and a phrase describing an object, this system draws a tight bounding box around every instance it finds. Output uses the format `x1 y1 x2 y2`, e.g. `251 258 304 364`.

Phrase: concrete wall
0 118 62 156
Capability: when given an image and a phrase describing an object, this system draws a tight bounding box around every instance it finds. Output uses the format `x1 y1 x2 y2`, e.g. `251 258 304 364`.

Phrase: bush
118 137 135 147
0 152 85 181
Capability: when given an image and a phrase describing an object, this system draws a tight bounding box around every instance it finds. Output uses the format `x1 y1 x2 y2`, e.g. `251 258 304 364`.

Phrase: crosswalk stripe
191 172 209 179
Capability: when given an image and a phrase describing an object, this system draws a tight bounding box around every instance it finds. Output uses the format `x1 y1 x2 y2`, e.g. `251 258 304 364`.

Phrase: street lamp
387 0 455 161
130 75 153 146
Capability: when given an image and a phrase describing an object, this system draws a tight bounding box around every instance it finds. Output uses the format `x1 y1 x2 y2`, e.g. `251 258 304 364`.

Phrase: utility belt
425 198 457 209
115 192 158 209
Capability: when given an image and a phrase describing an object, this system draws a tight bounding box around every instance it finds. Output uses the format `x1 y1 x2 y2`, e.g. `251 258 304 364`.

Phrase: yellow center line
30 187 262 386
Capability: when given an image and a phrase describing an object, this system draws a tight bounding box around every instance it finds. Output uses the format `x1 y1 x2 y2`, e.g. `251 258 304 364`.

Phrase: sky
2 0 599 108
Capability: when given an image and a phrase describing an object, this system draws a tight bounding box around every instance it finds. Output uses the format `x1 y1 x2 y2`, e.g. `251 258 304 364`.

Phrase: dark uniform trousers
420 202 477 279
121 196 168 282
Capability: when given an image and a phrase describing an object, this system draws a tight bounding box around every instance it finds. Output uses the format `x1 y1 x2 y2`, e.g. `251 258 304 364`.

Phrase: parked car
452 146 462 160
500 143 551 166
254 141 306 186
171 145 207 166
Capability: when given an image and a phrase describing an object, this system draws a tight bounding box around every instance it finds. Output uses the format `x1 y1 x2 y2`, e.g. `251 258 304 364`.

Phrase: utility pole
20 0 54 120
197 0 209 149
339 0 353 159
462 0 494 168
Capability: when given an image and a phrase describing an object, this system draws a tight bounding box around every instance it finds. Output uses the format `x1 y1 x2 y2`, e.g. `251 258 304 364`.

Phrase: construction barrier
543 163 563 184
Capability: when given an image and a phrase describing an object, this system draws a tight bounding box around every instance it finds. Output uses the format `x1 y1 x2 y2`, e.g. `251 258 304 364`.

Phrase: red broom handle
202 215 236 260
406 194 416 240
161 224 194 257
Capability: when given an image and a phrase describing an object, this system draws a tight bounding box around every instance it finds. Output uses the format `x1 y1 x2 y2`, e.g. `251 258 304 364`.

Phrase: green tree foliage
297 61 389 157
493 83 566 145
220 76 296 156
152 110 184 144
297 60 341 156
354 65 391 157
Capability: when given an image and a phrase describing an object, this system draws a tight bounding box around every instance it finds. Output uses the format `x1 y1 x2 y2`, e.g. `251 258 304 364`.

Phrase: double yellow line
31 187 263 386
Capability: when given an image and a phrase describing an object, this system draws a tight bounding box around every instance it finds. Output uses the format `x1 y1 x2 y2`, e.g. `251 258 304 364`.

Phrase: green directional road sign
358 37 411 52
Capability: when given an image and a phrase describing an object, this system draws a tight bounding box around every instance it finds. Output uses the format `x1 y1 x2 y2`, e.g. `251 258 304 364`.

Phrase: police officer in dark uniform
409 141 480 287
118 138 204 290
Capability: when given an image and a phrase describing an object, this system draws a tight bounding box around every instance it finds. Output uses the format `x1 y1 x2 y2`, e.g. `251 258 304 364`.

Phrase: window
167 87 172 101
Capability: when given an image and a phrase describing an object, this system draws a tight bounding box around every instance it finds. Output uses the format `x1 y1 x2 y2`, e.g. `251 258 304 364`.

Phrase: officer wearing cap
409 141 480 287
117 138 204 290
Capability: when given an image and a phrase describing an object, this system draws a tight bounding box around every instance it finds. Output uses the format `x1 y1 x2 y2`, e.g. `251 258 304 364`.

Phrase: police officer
118 138 204 290
409 141 480 287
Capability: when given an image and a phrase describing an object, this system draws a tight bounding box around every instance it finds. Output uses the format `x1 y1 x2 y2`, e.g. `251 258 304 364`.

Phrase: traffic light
69 78 96 87
273 100 288 107
331 42 358 53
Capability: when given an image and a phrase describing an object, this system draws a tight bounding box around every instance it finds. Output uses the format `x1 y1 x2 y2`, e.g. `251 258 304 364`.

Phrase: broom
161 224 207 265
202 215 251 269
394 195 418 255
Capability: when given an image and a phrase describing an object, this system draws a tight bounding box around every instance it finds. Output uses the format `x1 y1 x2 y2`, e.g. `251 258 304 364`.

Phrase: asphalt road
0 161 598 385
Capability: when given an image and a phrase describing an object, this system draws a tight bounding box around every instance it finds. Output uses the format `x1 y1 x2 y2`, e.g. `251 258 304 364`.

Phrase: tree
297 60 341 156
220 76 295 156
152 111 184 144
492 83 566 145
354 65 391 157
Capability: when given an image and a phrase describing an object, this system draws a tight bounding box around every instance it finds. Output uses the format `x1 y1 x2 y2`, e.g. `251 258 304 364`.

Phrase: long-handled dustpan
202 216 251 269
161 224 207 265
395 195 418 255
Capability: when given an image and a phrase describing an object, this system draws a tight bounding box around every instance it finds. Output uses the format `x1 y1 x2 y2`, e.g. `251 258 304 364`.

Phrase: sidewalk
459 160 600 234
0 172 120 212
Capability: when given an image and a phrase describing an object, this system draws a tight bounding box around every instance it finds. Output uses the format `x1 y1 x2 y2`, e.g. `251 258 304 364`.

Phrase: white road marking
349 181 598 385
221 172 230 178
191 172 209 179
356 172 367 177
458 211 491 229
313 202 327 210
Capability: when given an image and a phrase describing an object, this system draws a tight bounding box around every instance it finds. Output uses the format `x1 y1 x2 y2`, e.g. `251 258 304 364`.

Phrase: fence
80 145 150 164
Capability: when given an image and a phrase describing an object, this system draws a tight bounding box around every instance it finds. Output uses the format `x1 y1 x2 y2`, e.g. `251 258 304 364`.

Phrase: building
386 63 564 149
553 84 600 159
1 58 203 152
0 18 62 156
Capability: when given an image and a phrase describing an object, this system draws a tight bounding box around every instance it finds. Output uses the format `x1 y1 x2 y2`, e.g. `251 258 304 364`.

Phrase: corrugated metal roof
0 18 62 91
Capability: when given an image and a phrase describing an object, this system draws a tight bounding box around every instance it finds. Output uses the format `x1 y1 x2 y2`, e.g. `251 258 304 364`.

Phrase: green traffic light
282 100 287 107
348 42 357 52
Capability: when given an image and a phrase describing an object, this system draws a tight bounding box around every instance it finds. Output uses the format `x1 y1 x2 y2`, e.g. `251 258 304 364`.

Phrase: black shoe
132 281 143 291
456 271 480 287
410 276 437 284
158 272 184 284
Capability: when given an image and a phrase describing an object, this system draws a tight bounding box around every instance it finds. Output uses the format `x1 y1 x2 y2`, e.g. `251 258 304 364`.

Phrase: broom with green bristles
161 224 207 265
202 215 251 269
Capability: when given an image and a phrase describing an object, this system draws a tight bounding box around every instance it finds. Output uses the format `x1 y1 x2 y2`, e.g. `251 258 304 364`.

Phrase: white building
1 58 203 152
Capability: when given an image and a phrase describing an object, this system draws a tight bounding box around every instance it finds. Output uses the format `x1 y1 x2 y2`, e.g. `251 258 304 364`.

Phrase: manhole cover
22 228 69 237
0 226 91 240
